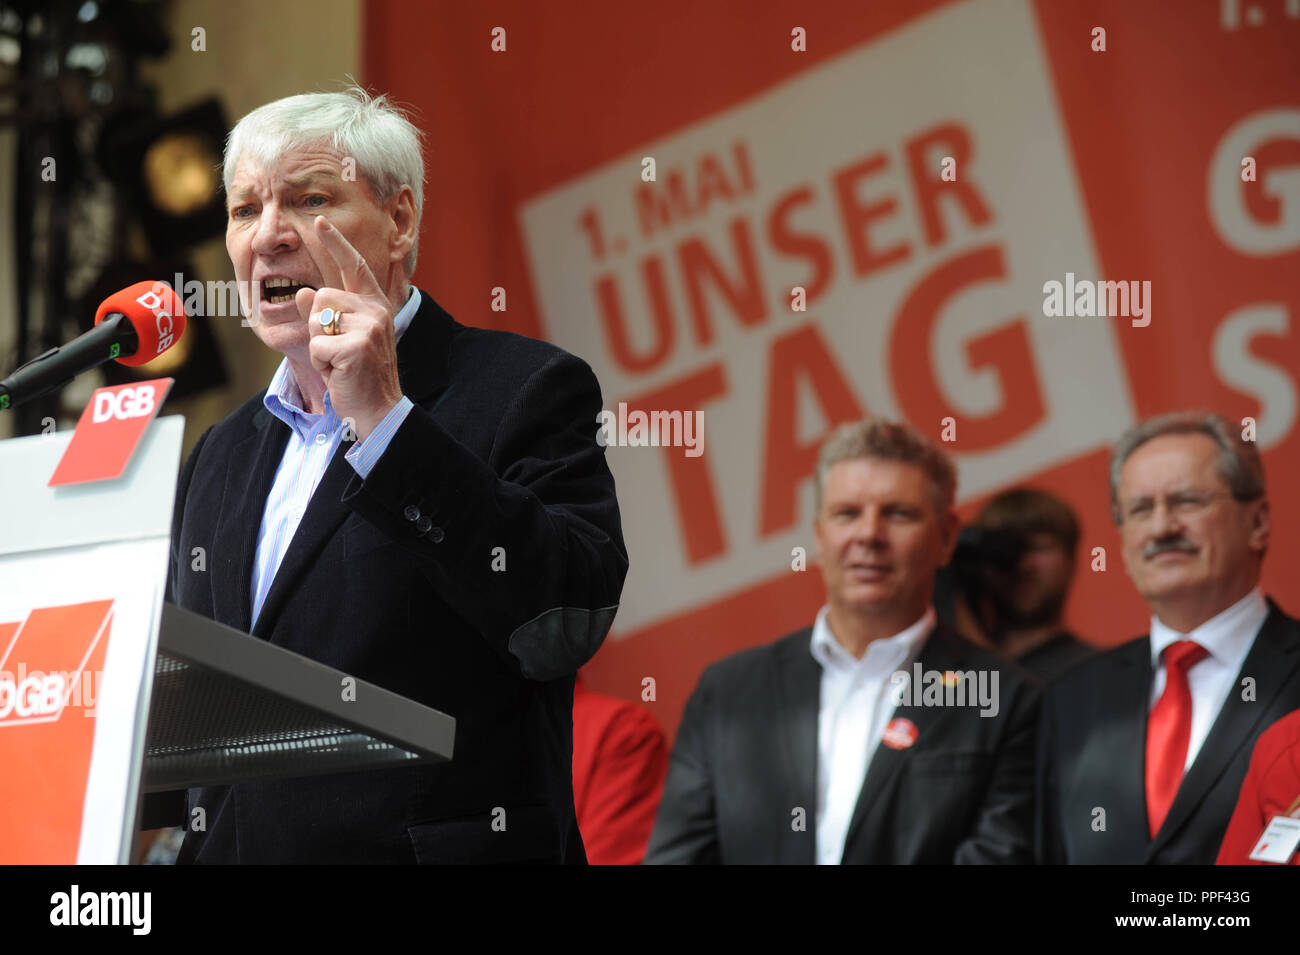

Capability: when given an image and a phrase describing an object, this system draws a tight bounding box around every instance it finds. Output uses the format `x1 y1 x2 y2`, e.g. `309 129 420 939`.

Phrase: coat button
403 505 420 522
429 526 445 543
415 515 433 534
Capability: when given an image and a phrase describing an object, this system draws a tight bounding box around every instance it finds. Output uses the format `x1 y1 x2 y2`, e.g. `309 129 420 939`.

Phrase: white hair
223 85 425 274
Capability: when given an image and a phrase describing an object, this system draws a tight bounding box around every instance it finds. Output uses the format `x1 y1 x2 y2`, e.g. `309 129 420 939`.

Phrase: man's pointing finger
313 215 383 297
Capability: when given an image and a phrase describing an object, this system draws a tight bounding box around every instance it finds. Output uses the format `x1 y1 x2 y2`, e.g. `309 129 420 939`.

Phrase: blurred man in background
646 419 1039 864
1038 411 1300 864
959 487 1094 684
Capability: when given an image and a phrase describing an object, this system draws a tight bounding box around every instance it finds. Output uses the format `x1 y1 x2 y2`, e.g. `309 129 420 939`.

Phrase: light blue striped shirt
250 287 420 626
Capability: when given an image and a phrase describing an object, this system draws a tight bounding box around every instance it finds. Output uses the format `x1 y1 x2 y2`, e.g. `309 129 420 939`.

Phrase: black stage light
98 98 228 254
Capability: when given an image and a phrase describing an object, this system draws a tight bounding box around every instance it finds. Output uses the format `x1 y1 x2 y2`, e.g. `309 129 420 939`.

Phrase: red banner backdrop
366 0 1300 739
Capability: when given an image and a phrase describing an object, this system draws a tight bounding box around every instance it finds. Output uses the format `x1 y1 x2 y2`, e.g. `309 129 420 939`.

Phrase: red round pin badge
882 717 919 750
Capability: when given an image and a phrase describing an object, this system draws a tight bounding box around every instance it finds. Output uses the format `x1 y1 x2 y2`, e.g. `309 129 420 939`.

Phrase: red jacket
1217 708 1300 864
572 680 668 864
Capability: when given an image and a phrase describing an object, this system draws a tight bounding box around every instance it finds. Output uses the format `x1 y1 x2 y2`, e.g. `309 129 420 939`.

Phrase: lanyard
1285 793 1300 820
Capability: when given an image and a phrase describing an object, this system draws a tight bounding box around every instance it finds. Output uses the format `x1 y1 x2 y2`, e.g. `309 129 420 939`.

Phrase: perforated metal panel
142 603 454 792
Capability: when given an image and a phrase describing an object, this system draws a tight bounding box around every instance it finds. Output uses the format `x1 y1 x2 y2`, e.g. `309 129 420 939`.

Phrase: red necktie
1145 640 1209 836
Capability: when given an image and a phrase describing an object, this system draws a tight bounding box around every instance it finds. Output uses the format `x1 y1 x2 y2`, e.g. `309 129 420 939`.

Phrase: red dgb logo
134 288 178 354
0 601 113 727
48 377 173 486
0 671 69 721
0 601 116 864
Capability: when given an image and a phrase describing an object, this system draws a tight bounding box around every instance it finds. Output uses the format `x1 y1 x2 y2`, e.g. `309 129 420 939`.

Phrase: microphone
0 282 187 411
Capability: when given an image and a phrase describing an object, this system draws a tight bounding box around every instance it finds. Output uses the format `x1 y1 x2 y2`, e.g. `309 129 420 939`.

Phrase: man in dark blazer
1037 411 1300 864
646 420 1039 864
153 89 627 863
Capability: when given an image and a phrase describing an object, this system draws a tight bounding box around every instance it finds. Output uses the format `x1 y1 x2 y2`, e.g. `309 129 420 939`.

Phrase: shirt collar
810 604 936 674
1148 586 1269 667
263 286 421 430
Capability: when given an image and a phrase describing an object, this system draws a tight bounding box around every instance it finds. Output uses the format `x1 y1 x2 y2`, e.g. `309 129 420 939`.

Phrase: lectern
0 414 455 864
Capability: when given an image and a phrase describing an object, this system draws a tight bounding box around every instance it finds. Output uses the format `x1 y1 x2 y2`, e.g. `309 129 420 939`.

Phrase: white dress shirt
1148 587 1268 772
250 287 421 627
810 604 935 865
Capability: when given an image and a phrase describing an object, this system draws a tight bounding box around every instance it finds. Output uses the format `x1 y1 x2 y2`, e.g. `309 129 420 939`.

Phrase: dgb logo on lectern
0 600 114 727
0 671 68 722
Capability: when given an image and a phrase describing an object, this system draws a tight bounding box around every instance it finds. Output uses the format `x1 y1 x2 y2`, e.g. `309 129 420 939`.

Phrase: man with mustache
1036 411 1300 864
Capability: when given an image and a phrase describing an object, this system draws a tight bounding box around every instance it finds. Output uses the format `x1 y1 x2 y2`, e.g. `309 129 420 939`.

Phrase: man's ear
1247 497 1270 556
388 185 418 263
939 509 961 565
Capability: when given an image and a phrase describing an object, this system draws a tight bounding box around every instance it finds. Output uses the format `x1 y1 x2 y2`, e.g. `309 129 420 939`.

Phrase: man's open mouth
261 277 316 305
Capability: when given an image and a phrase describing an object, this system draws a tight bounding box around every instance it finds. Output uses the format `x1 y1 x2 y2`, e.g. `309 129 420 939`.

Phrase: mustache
1143 537 1198 559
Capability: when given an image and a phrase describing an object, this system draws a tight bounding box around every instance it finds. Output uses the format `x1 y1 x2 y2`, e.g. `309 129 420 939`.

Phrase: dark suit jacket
644 622 1040 864
160 290 627 863
1036 600 1300 865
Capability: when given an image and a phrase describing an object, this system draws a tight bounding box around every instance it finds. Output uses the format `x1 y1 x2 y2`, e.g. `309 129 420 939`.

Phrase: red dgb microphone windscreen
93 281 187 367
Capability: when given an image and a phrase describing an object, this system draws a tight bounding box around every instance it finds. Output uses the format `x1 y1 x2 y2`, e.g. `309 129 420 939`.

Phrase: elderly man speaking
160 88 627 863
